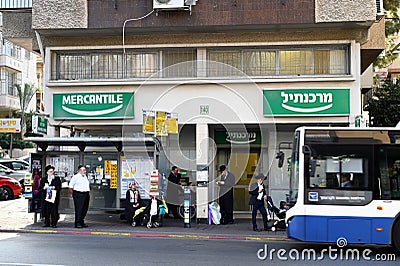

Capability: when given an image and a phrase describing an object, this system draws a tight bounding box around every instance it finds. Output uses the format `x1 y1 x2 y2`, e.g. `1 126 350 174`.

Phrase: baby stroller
134 197 164 228
131 206 148 227
267 197 287 231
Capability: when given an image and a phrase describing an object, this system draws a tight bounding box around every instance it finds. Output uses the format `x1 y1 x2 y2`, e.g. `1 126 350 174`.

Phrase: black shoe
52 225 57 228
42 224 50 227
228 220 234 224
82 224 88 228
253 228 260 232
75 225 83 228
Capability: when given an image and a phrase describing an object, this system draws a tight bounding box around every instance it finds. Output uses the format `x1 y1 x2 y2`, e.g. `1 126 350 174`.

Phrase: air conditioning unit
153 0 185 10
376 0 384 16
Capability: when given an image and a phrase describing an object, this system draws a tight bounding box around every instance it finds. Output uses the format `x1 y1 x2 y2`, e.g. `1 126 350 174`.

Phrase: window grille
52 45 350 81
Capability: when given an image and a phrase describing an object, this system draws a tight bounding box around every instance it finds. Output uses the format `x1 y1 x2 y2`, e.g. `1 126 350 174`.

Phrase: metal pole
184 186 191 228
9 133 13 158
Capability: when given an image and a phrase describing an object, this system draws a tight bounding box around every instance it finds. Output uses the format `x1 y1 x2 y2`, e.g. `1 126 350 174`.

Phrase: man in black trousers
69 165 90 228
216 165 235 224
167 166 181 218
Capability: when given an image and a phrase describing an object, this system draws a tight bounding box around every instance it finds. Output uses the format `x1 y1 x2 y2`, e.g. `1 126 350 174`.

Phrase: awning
25 136 157 152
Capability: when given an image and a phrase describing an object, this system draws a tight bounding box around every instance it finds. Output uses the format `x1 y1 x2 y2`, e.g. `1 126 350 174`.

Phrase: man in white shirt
69 165 90 228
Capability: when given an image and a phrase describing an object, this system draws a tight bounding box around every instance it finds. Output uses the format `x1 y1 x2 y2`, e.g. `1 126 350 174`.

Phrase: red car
0 175 22 200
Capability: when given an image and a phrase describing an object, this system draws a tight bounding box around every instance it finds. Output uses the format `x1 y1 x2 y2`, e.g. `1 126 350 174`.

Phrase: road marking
0 233 19 240
0 263 65 266
91 232 131 237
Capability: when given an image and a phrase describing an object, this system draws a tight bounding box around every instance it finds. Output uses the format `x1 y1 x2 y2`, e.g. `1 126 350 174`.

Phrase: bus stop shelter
25 136 159 211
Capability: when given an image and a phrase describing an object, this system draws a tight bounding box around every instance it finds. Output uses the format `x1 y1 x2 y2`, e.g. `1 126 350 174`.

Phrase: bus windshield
303 128 400 202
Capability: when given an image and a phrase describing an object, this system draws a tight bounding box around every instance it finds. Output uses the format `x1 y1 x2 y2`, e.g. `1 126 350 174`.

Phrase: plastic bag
45 187 56 203
150 198 158 216
208 202 221 225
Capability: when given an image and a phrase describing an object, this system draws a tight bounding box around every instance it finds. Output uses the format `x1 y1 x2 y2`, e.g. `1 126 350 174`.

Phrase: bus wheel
393 220 400 253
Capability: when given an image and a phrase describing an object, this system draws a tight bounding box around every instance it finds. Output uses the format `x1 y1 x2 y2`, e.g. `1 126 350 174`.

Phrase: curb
0 228 289 242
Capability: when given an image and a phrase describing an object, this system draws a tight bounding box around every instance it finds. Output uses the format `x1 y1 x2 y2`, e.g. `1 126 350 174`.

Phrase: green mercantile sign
263 88 350 116
53 92 134 119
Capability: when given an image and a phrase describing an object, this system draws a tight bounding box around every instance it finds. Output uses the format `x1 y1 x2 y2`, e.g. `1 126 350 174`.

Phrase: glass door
217 149 259 212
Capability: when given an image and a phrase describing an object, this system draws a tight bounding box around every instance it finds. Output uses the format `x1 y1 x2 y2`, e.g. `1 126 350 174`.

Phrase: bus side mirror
276 151 285 168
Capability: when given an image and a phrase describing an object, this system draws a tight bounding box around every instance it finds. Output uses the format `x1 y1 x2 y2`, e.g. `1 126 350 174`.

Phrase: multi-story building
0 1 385 217
0 10 37 128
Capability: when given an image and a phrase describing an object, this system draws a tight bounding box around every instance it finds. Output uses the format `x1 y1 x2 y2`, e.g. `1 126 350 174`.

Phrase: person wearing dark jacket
248 174 270 232
216 165 235 224
39 165 62 228
125 182 142 224
167 166 181 218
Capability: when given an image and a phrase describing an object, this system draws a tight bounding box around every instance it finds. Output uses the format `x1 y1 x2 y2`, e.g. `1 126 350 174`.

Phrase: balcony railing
0 0 32 10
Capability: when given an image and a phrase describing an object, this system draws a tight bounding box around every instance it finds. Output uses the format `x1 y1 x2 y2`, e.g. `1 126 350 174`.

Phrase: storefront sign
263 89 350 116
32 116 48 134
0 118 21 133
53 92 134 119
215 130 261 145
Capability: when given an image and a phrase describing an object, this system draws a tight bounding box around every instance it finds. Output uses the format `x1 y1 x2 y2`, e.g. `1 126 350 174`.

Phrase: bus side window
326 173 339 187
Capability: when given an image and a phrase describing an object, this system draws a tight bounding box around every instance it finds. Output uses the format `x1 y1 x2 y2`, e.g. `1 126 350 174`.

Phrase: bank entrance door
217 149 259 213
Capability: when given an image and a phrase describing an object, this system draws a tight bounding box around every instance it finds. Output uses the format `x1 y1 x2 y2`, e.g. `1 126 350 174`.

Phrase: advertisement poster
121 157 155 199
47 156 75 182
156 111 168 137
166 112 178 134
142 110 155 134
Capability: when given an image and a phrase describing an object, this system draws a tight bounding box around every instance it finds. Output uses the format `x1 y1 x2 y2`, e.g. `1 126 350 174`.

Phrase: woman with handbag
39 165 62 228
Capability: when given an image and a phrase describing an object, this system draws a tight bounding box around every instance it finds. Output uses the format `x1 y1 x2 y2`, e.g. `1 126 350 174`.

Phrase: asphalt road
0 232 398 266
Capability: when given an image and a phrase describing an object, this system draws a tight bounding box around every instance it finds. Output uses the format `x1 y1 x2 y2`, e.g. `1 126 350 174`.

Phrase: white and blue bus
281 127 400 252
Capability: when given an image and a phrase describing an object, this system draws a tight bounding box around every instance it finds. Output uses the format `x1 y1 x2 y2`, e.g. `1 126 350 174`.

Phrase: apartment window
53 49 195 80
0 67 21 96
162 50 196 78
125 52 157 78
243 50 276 76
1 40 21 60
52 45 349 81
208 45 349 77
92 53 124 79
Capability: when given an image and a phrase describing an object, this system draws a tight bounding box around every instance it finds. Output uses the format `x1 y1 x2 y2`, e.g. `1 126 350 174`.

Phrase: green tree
365 79 400 126
14 83 37 138
374 0 400 68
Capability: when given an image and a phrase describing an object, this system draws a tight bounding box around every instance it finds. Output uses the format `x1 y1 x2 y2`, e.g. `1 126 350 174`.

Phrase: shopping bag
208 202 221 225
150 198 158 216
45 187 57 203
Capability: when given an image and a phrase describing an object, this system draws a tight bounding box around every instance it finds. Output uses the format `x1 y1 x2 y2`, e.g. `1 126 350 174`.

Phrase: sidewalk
0 198 288 241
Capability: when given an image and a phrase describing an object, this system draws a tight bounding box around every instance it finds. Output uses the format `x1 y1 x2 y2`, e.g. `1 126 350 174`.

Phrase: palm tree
14 83 37 137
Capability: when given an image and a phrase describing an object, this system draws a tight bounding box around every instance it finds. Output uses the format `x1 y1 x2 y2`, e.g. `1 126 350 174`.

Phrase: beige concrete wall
40 29 371 48
2 12 33 38
361 18 385 48
32 0 87 29
316 0 376 23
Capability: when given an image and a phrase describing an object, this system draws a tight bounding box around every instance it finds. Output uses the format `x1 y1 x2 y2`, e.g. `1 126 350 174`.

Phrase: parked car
0 164 28 192
0 159 30 171
0 175 22 200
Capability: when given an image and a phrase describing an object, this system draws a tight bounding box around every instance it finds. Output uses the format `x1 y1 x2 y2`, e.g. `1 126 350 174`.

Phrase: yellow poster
104 160 111 175
142 110 155 134
156 111 168 137
0 118 21 133
110 161 118 189
166 112 178 134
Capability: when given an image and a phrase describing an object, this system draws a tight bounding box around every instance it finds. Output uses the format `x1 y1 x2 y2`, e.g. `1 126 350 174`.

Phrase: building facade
1 0 385 216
